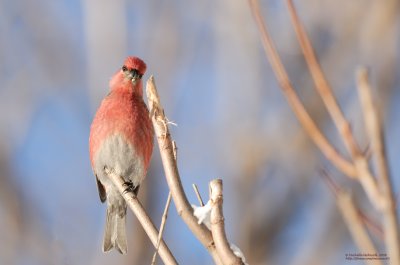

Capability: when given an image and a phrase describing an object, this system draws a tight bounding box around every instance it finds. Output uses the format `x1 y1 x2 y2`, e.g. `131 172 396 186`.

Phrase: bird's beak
126 69 142 83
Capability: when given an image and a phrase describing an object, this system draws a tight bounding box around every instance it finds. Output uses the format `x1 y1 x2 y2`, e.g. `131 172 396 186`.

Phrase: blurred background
1 0 399 264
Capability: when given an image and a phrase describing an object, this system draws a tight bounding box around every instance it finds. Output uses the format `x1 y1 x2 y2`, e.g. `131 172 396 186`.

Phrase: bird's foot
122 180 139 196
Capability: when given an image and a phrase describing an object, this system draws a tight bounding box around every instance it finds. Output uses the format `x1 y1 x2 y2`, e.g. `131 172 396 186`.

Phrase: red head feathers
123 56 147 76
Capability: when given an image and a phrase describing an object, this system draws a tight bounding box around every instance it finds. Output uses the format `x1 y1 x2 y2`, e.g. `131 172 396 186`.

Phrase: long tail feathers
103 204 127 254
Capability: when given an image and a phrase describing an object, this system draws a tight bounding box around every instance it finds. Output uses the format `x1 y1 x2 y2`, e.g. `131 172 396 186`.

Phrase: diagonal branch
286 0 360 156
105 168 177 265
247 0 356 178
193 183 205 207
249 0 397 263
336 190 383 265
151 192 173 265
285 0 384 210
356 68 399 265
146 76 223 265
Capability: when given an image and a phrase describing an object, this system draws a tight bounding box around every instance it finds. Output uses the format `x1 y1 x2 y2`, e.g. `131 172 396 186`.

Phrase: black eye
122 65 128 71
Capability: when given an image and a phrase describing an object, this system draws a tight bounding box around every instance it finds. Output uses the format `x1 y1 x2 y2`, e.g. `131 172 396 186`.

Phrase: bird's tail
103 202 127 254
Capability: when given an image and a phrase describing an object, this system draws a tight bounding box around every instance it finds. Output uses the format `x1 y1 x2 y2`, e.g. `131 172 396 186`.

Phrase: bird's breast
89 92 154 184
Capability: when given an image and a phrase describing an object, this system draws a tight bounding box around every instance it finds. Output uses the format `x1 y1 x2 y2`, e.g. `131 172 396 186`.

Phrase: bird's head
109 56 147 95
121 56 147 84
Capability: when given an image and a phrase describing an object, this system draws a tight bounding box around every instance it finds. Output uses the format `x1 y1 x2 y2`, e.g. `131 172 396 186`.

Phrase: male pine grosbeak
89 56 154 254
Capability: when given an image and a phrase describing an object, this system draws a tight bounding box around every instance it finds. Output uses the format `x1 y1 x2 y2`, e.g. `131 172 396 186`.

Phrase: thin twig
105 168 177 265
146 76 223 265
285 0 385 210
357 210 384 241
193 184 205 207
151 192 173 265
356 68 399 265
321 169 383 240
210 179 244 265
247 0 356 178
320 168 341 196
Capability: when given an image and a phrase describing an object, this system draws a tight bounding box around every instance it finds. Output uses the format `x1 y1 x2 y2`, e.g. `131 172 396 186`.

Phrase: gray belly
93 134 145 189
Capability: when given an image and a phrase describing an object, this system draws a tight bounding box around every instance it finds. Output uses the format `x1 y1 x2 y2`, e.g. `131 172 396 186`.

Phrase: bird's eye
122 65 128 71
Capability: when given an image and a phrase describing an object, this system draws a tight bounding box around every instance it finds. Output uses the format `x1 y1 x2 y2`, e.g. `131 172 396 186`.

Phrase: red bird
89 56 154 254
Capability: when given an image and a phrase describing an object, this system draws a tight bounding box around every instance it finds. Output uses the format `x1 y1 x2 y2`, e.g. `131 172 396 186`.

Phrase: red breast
89 89 154 170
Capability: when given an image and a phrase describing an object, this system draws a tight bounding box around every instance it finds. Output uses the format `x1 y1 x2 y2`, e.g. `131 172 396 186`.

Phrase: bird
89 56 154 254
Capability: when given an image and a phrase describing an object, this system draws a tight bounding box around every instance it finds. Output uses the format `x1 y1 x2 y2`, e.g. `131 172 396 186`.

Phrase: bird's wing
95 174 107 203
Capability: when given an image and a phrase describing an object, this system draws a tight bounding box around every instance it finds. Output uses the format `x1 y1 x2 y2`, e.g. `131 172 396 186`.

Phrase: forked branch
146 76 223 265
285 0 384 211
247 0 356 178
249 0 399 264
356 68 399 265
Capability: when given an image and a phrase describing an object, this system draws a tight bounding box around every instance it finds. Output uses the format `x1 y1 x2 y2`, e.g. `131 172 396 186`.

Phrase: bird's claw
122 181 133 194
122 181 139 197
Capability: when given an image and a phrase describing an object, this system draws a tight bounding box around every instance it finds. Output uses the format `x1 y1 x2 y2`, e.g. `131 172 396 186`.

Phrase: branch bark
210 179 244 265
106 169 178 265
146 76 223 265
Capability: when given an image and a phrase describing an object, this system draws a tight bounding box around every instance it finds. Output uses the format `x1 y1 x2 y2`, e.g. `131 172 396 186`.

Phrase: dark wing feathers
96 175 107 203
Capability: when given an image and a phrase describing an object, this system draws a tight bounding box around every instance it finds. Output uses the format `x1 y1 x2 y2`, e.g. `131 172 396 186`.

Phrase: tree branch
146 76 223 265
210 179 244 265
193 183 205 207
105 168 178 265
285 0 385 211
336 190 383 265
250 1 398 263
356 68 399 265
322 170 381 265
286 0 359 155
247 0 356 178
151 192 172 265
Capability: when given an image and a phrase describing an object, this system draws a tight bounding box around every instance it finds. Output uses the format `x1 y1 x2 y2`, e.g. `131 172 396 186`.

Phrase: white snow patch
192 200 212 230
230 243 249 265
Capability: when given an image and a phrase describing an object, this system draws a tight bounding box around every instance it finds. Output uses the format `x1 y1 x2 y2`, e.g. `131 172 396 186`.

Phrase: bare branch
353 158 385 210
193 184 205 207
320 168 341 196
357 210 384 241
105 168 178 265
284 0 385 211
146 76 223 265
210 179 244 265
336 190 382 265
321 169 383 240
151 192 173 265
356 68 399 265
247 0 356 178
286 0 359 156
250 0 398 263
